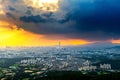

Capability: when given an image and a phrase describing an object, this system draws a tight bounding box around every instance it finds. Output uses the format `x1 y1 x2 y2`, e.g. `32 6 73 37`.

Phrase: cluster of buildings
79 60 111 71
18 57 112 71
0 46 119 72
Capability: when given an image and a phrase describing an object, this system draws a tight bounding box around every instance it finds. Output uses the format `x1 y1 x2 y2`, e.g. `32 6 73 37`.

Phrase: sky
0 0 120 46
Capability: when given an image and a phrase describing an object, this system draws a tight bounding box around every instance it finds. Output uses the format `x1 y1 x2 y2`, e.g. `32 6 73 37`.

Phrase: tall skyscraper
59 41 61 48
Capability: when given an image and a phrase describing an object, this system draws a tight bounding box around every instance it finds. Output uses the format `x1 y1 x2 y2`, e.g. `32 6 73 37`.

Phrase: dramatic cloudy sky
0 0 120 46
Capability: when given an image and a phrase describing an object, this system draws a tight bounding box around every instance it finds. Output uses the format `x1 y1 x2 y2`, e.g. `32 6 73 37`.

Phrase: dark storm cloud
20 15 47 23
65 0 120 40
8 6 16 11
1 0 120 40
25 10 32 15
20 12 54 23
6 12 16 19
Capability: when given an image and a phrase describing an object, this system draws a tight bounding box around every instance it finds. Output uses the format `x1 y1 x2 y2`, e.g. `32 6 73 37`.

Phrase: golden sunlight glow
24 0 59 12
0 10 5 15
0 21 90 47
58 39 91 46
111 39 120 44
0 21 43 47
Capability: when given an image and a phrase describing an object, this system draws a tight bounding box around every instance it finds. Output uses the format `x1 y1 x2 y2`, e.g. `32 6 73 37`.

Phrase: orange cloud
111 39 120 44
0 21 91 47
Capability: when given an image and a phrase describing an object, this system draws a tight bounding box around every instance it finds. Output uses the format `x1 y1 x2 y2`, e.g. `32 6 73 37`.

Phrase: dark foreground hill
37 71 120 80
3 71 120 80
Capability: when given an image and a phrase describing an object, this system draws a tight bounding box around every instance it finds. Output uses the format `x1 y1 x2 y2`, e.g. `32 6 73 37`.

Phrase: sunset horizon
1 0 120 47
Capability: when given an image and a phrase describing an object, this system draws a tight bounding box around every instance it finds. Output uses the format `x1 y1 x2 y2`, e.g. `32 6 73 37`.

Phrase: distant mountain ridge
106 46 120 49
80 42 120 49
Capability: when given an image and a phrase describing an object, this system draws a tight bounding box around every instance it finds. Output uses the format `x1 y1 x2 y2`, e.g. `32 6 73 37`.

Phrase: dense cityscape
0 43 120 80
